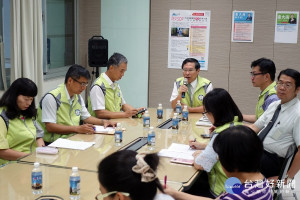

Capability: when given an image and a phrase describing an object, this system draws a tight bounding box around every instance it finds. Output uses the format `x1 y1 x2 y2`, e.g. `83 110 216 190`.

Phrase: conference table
1 108 210 199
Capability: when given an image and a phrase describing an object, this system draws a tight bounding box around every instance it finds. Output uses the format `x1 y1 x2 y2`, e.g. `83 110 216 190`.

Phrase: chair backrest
277 144 297 181
273 144 298 200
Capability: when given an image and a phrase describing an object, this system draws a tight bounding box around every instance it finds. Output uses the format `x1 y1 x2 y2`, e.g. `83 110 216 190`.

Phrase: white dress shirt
42 85 90 123
255 97 300 157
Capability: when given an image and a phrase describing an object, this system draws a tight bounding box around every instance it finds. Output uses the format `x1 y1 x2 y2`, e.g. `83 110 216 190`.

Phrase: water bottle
115 123 123 146
182 105 189 123
70 166 80 200
157 103 163 119
147 126 155 150
175 100 182 114
143 110 150 127
32 162 42 194
172 113 179 130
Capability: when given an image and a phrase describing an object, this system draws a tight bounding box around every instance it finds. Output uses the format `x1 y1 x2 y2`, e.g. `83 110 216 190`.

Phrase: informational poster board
231 11 254 42
168 10 211 70
274 11 299 44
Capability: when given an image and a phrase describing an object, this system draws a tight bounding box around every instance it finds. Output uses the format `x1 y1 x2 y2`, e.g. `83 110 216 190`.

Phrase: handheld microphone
181 78 188 98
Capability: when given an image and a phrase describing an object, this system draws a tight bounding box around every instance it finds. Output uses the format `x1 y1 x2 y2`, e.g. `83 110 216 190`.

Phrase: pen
164 175 167 189
189 138 196 149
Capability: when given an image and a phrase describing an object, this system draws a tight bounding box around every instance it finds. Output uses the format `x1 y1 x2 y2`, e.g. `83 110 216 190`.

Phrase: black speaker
88 36 108 67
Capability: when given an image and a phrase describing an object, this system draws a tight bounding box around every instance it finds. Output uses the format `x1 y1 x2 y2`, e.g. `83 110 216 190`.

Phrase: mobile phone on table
201 133 211 138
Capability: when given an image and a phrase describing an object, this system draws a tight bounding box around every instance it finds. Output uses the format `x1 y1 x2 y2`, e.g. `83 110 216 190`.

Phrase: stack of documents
196 116 212 126
158 143 196 160
49 138 95 150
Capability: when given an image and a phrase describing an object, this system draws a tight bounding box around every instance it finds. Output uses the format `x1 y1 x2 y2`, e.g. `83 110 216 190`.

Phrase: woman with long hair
0 78 44 165
188 88 243 197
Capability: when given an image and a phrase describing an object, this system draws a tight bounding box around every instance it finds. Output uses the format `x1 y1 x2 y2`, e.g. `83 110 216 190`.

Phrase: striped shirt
217 178 272 200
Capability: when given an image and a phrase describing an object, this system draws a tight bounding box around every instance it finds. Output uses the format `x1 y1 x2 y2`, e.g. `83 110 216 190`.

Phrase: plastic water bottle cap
184 105 187 109
117 123 121 127
174 113 178 116
158 103 162 107
145 110 149 114
150 126 154 130
177 100 180 103
34 162 40 168
72 167 78 172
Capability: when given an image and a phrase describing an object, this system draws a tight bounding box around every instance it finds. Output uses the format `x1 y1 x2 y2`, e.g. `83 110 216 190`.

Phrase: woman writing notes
96 150 174 200
165 126 272 200
188 88 243 197
0 78 44 165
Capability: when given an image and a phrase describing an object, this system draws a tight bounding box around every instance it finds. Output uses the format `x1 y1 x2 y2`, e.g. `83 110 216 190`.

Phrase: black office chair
273 145 298 200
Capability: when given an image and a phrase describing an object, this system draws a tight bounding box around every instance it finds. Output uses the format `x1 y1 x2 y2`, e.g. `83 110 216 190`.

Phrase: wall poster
231 11 255 42
274 11 299 44
168 10 211 70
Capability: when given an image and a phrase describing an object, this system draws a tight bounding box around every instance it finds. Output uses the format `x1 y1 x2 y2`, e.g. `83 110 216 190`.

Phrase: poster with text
274 11 299 43
168 10 211 70
231 11 254 42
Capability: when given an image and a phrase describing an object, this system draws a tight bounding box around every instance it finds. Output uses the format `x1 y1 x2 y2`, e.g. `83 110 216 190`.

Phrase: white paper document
196 116 212 127
158 143 196 160
94 125 115 134
48 138 95 150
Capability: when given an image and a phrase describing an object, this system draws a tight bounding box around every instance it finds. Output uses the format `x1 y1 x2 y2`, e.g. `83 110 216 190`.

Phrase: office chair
273 145 298 200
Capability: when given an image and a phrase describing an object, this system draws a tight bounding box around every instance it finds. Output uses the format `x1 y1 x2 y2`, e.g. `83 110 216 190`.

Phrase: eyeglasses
72 78 88 87
250 72 265 77
95 191 129 200
183 68 196 73
277 81 294 89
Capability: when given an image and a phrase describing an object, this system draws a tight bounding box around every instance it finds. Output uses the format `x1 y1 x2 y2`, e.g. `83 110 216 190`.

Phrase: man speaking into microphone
170 58 213 113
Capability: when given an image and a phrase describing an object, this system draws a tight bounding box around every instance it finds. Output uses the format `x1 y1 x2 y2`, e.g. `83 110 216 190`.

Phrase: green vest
88 73 122 117
176 76 211 107
208 117 243 196
37 84 82 143
0 107 37 165
255 81 277 119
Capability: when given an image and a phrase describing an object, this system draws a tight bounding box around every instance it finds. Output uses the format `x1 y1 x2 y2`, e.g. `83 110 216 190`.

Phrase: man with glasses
243 58 279 123
170 58 213 113
37 64 116 144
88 53 143 119
249 68 300 179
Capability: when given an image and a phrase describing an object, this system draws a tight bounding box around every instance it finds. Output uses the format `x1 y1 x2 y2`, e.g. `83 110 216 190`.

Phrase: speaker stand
92 66 100 78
